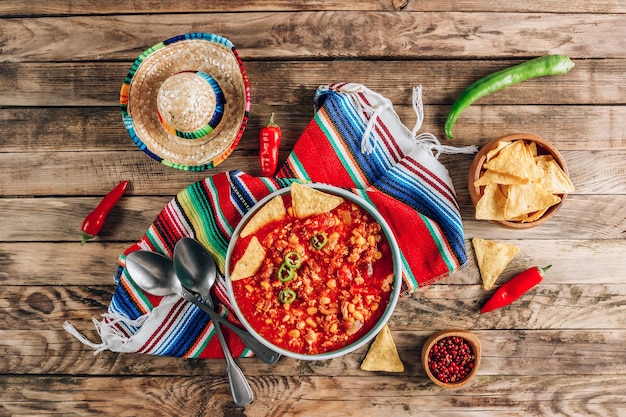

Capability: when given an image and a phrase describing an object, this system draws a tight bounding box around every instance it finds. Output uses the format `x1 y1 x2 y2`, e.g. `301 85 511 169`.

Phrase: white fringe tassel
63 312 148 355
359 85 477 157
361 100 391 154
411 86 477 158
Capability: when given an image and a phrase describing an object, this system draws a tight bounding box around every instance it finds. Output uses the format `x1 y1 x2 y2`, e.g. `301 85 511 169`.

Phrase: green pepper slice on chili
279 288 297 304
277 263 295 282
444 55 575 139
284 251 302 268
310 232 328 250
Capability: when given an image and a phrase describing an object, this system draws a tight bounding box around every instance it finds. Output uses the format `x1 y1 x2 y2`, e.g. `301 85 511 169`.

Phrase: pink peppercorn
427 336 476 384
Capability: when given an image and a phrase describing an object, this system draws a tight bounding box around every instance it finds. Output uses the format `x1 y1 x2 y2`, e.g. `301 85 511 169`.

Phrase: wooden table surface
2 2 625 416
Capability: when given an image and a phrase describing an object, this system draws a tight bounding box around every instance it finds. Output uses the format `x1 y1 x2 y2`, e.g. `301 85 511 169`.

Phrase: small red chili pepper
81 180 129 245
259 113 281 176
480 265 552 313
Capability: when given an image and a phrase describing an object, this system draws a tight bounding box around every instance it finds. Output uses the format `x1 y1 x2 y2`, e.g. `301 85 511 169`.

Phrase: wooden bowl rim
421 329 482 389
468 133 568 229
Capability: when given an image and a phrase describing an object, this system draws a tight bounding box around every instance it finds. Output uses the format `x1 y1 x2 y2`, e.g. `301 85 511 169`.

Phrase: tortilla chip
534 154 553 162
291 183 344 219
512 207 549 223
485 140 512 162
475 184 508 220
475 139 574 223
535 158 575 194
472 238 520 290
240 195 286 238
230 236 266 281
484 140 539 181
504 183 561 219
475 170 528 186
360 324 404 372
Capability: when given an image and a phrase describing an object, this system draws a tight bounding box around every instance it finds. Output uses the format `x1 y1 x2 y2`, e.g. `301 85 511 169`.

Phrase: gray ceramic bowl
225 183 402 360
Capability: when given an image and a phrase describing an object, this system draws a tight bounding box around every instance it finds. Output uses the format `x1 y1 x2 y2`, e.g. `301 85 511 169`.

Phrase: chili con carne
444 55 575 139
480 265 552 313
231 195 394 355
80 180 129 245
259 113 281 176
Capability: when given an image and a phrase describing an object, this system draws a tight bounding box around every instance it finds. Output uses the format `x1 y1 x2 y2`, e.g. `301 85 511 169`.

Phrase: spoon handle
210 311 282 365
179 289 281 364
180 290 254 406
200 293 281 365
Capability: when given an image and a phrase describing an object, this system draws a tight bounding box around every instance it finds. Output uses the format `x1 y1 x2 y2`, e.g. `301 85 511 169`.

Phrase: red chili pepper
81 180 129 245
480 265 552 313
259 113 281 176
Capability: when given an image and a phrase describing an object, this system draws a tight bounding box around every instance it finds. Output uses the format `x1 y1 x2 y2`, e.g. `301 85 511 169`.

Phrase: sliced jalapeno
310 232 328 250
278 263 295 282
279 288 296 304
284 251 302 268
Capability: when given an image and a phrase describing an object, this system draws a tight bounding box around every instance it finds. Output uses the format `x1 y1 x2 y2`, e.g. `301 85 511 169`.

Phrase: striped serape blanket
65 83 476 359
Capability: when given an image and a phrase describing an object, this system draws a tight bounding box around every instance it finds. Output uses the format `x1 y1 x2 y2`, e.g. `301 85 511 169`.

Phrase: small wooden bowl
421 329 481 389
468 133 569 229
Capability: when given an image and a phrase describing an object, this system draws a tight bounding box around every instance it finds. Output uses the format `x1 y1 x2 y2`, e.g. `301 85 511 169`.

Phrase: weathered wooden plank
1 286 116 329
0 105 312 153
442 149 626 195
1 3 623 416
460 197 626 241
0 0 394 15
4 279 626 331
0 152 214 195
2 0 625 15
1 373 624 416
2 329 626 378
1 59 623 107
1 13 624 62
2 239 625 286
0 196 169 241
0 243 130 285
0 149 622 196
406 283 626 330
2 104 626 153
0 193 624 242
456 239 626 286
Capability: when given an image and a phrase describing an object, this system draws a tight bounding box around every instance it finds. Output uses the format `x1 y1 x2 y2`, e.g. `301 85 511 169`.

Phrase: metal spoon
172 239 254 407
172 238 281 366
125 250 279 365
126 250 253 406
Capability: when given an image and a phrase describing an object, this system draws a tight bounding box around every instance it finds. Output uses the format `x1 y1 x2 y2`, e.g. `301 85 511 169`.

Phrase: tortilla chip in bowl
225 183 402 361
469 133 574 229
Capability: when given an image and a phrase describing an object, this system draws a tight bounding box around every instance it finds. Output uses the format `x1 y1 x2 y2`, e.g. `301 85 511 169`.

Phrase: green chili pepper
444 55 575 139
278 263 295 282
279 288 297 304
284 251 302 268
310 232 328 250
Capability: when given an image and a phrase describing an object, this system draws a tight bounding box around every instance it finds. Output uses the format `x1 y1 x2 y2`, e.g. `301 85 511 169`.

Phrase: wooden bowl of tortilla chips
469 133 575 229
224 183 403 361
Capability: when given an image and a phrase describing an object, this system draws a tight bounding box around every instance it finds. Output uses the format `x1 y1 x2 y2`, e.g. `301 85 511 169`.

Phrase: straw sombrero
120 33 250 171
